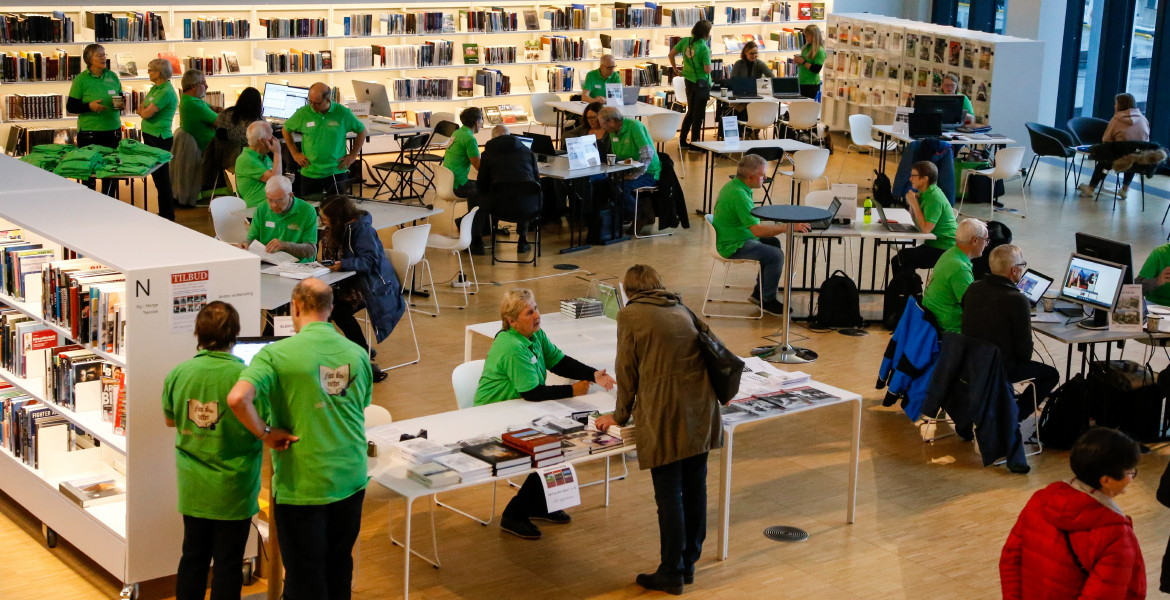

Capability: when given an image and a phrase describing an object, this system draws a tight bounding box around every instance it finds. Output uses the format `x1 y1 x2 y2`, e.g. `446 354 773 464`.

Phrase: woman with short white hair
136 58 178 220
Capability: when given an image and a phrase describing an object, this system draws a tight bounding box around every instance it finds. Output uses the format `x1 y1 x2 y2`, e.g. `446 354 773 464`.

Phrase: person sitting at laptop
581 54 621 104
962 245 1059 424
923 218 988 333
730 42 774 80
940 75 975 125
443 107 483 199
472 125 541 255
1136 242 1170 306
598 106 660 221
891 161 957 276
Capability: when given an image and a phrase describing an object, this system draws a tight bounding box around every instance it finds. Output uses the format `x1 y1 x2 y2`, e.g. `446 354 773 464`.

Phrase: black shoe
993 199 1005 208
469 245 486 256
500 515 542 539
368 348 378 360
517 241 532 254
761 299 787 316
531 510 571 524
683 571 694 585
636 573 684 595
370 362 388 383
749 290 761 304
1007 462 1031 474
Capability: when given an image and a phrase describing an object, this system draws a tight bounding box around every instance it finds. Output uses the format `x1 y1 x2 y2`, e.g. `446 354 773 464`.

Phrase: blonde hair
803 24 823 58
499 289 536 330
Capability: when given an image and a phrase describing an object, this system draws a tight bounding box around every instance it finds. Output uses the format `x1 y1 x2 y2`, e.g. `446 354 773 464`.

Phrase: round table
751 204 833 364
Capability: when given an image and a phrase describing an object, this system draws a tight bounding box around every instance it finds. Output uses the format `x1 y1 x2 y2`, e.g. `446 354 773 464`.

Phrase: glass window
957 1 971 29
1073 0 1103 117
994 0 1008 34
1128 0 1157 110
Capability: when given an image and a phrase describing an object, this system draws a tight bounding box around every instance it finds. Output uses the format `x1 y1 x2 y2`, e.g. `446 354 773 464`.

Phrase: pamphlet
565 135 602 170
1110 284 1142 332
721 115 740 144
893 106 913 136
605 82 623 104
538 463 582 512
248 240 297 265
830 183 859 209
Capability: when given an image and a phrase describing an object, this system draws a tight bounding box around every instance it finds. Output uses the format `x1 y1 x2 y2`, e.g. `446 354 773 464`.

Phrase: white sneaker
1118 186 1130 197
1077 184 1095 197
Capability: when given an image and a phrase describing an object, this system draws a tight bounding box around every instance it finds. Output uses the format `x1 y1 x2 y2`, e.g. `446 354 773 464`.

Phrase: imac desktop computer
1058 252 1128 329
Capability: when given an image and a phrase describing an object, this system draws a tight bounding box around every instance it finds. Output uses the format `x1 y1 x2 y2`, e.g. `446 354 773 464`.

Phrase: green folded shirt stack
116 138 173 163
52 145 113 180
19 144 74 172
93 153 159 178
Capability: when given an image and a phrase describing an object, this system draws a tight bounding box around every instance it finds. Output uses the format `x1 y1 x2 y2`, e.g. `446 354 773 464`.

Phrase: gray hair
180 69 206 93
82 44 106 66
246 120 273 146
147 58 172 79
499 288 536 331
265 174 293 196
491 124 509 138
737 154 767 178
956 218 988 244
598 106 624 124
989 244 1024 277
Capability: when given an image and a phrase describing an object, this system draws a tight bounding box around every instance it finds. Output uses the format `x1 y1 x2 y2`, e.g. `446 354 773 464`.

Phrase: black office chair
490 180 543 266
1066 116 1109 146
1023 122 1078 189
368 133 430 202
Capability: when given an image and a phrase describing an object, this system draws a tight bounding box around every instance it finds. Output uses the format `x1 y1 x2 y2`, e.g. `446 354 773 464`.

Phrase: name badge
530 355 538 364
108 89 117 95
305 121 317 128
265 221 275 228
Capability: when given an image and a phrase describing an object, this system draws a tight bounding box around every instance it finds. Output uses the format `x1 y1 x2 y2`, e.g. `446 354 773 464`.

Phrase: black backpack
1038 374 1091 449
883 271 923 330
811 270 864 329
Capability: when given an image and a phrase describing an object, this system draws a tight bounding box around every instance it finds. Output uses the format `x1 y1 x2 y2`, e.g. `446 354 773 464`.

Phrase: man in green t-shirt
712 154 811 316
942 75 975 124
163 301 260 600
581 54 620 104
282 82 365 198
228 278 372 600
923 218 989 332
241 175 318 262
892 161 958 276
442 106 483 198
235 121 282 209
598 106 661 220
1137 244 1170 306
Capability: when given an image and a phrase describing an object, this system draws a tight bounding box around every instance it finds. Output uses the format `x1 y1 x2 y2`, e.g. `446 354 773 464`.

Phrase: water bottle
863 197 873 224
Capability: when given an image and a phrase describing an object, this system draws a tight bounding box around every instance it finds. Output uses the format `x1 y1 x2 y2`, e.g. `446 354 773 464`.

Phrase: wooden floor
4 135 1170 599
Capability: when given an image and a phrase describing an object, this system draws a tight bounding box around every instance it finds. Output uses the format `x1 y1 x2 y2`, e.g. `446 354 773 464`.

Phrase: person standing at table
793 24 826 99
890 161 957 276
668 19 713 150
239 175 317 262
598 106 660 220
474 288 616 540
443 106 483 199
235 121 282 209
282 82 365 198
163 301 260 600
581 54 621 104
922 218 988 333
136 58 178 220
594 264 722 595
67 43 123 196
228 278 372 600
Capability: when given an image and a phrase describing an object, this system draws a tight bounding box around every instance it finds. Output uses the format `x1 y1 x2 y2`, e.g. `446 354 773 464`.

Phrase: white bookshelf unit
822 13 1043 152
0 154 260 598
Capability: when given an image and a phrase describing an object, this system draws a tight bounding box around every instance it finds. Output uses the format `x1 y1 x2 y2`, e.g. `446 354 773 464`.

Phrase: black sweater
960 274 1033 368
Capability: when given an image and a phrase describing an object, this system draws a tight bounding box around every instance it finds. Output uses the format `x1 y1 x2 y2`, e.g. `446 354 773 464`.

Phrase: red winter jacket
1000 481 1146 600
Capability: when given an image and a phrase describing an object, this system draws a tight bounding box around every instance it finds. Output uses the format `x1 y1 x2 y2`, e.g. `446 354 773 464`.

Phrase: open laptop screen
1016 269 1054 307
231 336 283 365
262 83 310 120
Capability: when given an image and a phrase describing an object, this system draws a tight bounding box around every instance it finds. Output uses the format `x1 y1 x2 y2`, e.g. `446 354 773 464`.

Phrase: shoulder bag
683 306 743 404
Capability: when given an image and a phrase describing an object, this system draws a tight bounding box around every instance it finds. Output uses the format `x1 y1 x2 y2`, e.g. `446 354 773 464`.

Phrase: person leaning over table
922 217 988 333
66 43 123 197
1137 242 1170 307
443 106 484 199
474 288 616 540
668 19 713 150
594 264 723 596
890 161 957 276
162 301 260 600
793 23 826 99
581 54 621 104
940 74 975 125
228 278 372 600
598 106 660 221
235 121 282 209
236 175 317 262
136 58 178 221
282 82 365 198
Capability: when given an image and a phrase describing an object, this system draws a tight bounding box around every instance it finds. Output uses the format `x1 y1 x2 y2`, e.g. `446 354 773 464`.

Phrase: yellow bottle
863 197 873 224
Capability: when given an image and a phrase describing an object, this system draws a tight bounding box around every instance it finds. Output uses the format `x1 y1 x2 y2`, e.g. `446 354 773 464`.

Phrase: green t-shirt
673 37 712 84
1139 244 1170 306
239 321 372 506
69 69 123 132
583 68 622 100
141 80 177 139
923 246 973 333
284 101 365 179
235 148 273 209
443 126 480 188
712 177 760 258
797 45 827 85
162 350 261 521
179 94 218 151
247 196 318 262
919 183 956 250
609 118 660 179
474 328 565 406
961 95 974 118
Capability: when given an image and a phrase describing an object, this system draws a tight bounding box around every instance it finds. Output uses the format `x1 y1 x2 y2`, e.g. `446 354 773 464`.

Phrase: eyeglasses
1015 261 1028 269
1125 469 1138 479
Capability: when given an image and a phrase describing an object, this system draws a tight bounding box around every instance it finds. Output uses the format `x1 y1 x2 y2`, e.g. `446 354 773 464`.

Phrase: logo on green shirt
187 399 223 430
320 365 352 396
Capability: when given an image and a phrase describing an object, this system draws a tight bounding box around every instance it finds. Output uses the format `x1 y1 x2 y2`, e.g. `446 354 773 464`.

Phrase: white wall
833 0 929 20
1006 0 1066 125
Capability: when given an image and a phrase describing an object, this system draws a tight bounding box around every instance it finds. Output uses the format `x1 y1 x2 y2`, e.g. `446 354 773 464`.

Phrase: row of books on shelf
258 49 332 74
259 18 328 40
346 42 453 70
0 12 75 44
41 258 127 355
3 94 62 121
183 17 250 41
1 49 82 83
87 11 166 43
391 78 454 101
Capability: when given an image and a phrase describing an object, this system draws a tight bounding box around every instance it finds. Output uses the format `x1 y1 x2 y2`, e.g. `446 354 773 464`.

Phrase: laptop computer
622 86 640 106
231 336 284 365
514 135 535 150
809 197 843 231
261 82 310 122
352 80 392 117
728 77 761 100
907 112 943 139
874 203 918 233
522 131 566 157
1016 268 1054 308
771 77 803 100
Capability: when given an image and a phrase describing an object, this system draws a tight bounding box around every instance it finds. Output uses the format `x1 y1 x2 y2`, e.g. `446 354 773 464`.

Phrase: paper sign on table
539 463 581 512
565 135 602 170
721 115 740 144
274 316 295 337
605 83 623 104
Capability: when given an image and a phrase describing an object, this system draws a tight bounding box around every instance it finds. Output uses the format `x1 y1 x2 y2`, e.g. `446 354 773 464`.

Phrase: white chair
209 196 248 244
435 359 497 525
431 164 465 231
671 76 688 112
383 248 420 370
839 113 897 179
425 206 480 308
701 214 763 319
363 405 393 428
958 147 1028 219
781 100 823 146
530 93 561 136
392 224 439 318
803 189 837 208
738 101 780 140
777 149 831 204
646 111 685 178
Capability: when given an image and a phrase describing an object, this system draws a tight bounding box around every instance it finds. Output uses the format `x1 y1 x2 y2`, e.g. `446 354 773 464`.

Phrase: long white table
693 138 819 212
239 200 441 232
871 124 1017 173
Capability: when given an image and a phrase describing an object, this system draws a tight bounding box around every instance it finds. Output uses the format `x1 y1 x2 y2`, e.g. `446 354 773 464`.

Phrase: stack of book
434 452 493 483
560 297 603 318
590 412 636 447
560 431 592 460
544 416 585 434
406 461 460 488
389 437 452 464
502 428 564 468
460 439 531 476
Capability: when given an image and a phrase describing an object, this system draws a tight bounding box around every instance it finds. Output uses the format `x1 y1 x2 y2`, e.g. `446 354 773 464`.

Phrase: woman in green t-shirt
793 24 826 99
66 43 123 196
136 58 178 221
668 20 713 150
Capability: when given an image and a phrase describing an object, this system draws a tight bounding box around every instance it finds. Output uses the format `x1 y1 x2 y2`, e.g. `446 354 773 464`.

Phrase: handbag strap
1062 530 1089 575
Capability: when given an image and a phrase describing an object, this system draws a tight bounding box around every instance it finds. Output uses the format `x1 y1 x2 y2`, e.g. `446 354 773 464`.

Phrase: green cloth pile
116 138 173 163
22 138 173 180
52 145 113 179
18 143 74 172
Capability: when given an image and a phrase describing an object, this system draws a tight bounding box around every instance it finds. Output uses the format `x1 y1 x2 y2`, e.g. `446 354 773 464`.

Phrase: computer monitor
231 336 283 365
351 80 392 117
514 135 534 150
772 77 800 96
262 83 310 120
1075 232 1134 285
913 94 966 128
1059 252 1128 329
728 77 758 98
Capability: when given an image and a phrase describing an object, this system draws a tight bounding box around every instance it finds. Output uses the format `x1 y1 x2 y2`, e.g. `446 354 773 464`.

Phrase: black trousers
799 83 820 100
891 245 947 276
77 129 121 197
298 173 350 198
331 284 368 351
274 489 365 600
1007 361 1060 422
1088 162 1136 188
503 473 550 519
142 132 176 220
175 515 252 600
681 80 710 144
650 452 709 580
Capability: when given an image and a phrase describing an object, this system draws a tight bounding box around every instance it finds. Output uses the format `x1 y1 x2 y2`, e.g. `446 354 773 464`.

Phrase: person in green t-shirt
442 106 483 198
228 278 372 599
135 58 178 221
240 175 318 262
235 121 282 209
282 82 365 198
667 20 713 149
923 218 989 333
941 75 975 125
581 54 621 104
179 69 219 152
793 24 826 99
67 43 123 196
892 161 958 276
475 289 615 540
1137 243 1170 306
598 106 661 220
162 301 260 600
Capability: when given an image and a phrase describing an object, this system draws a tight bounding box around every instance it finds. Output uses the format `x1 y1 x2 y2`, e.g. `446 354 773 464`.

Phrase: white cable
489 269 592 286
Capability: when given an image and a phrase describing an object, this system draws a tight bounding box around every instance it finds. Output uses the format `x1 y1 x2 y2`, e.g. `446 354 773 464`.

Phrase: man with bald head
235 121 283 208
228 277 372 600
581 54 620 103
281 82 365 197
471 122 541 254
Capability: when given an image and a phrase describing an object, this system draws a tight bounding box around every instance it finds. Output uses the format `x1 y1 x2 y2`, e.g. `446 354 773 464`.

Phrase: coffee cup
1041 297 1055 312
1147 314 1163 333
111 95 125 110
606 154 616 166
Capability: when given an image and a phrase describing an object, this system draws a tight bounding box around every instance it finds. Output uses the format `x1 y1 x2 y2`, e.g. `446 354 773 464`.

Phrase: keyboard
732 95 762 100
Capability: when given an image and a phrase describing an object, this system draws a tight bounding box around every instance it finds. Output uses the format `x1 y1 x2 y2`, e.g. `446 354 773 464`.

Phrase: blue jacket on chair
876 296 940 421
892 138 955 205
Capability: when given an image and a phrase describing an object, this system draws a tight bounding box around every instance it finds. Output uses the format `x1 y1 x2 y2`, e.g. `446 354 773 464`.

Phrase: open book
248 240 297 265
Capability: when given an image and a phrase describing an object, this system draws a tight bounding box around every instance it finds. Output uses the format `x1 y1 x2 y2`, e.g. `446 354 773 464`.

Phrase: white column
1006 0 1071 123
